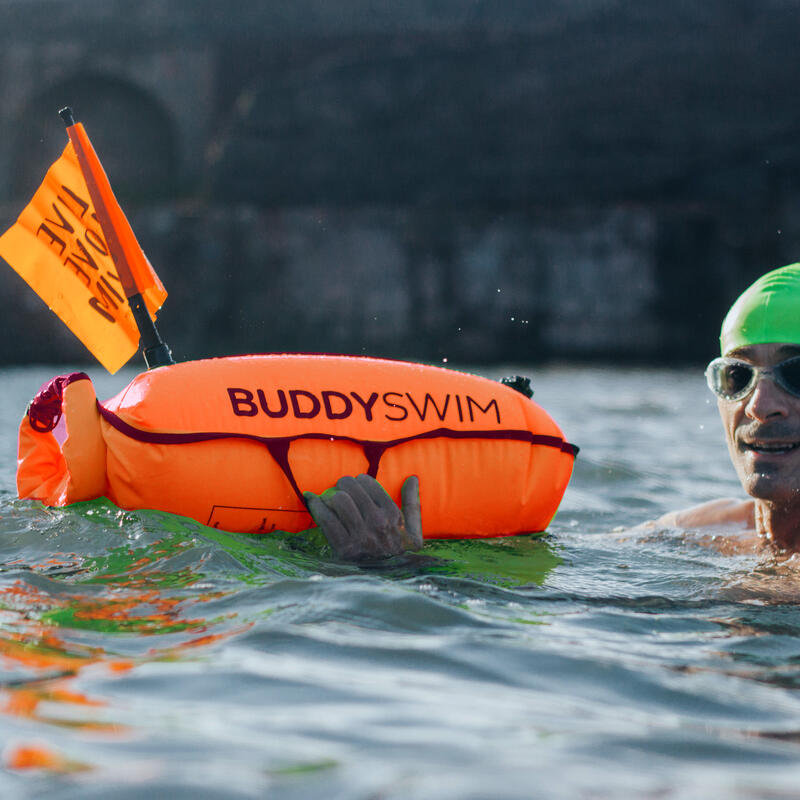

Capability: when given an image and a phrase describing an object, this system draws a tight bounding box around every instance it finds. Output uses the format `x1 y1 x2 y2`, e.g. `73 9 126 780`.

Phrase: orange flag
0 134 167 373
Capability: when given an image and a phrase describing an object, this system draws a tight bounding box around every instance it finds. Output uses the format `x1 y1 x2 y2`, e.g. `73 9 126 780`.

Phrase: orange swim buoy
17 355 577 539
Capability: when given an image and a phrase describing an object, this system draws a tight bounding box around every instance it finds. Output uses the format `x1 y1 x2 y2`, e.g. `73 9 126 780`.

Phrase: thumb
400 475 423 549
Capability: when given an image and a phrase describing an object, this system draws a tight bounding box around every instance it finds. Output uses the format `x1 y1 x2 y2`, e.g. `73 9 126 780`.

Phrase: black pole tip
58 107 75 127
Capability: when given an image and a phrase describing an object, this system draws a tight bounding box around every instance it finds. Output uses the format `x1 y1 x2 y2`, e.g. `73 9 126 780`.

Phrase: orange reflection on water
4 740 90 773
0 572 245 760
0 528 258 774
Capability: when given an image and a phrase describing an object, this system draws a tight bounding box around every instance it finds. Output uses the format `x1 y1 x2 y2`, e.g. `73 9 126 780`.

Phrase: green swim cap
720 263 800 354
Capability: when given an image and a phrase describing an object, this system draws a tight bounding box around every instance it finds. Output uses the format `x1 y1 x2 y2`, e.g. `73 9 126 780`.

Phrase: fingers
303 490 354 558
334 476 391 533
334 476 405 557
305 481 388 560
353 474 402 527
304 474 423 561
400 475 424 549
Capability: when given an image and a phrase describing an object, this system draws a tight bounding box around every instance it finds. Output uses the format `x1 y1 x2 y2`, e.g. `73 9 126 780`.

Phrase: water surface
1 363 797 799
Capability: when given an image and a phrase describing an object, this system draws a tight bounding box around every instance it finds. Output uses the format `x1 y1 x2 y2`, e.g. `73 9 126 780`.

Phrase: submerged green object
720 263 800 354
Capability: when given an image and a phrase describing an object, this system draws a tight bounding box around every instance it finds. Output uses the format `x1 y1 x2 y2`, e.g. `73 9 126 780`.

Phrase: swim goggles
705 355 800 401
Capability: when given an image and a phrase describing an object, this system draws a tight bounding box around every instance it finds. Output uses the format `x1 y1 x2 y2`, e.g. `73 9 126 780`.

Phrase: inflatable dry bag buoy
17 355 577 539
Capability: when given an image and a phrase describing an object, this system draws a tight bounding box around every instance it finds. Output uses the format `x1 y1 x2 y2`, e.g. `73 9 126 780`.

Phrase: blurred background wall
0 0 798 366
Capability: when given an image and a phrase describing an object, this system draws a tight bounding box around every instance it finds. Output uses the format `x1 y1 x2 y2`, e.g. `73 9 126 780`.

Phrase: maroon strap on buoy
26 373 90 433
96 401 578 502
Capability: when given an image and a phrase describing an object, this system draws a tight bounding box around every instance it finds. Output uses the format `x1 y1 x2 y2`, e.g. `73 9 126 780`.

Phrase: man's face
719 343 800 507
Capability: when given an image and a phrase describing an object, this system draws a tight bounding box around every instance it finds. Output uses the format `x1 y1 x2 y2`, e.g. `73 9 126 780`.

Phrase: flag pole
58 106 174 370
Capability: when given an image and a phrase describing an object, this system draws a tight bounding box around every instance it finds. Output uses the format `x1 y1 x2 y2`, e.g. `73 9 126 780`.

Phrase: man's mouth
742 441 800 455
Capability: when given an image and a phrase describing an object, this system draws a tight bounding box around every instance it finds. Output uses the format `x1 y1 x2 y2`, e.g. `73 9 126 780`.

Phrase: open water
1 363 799 799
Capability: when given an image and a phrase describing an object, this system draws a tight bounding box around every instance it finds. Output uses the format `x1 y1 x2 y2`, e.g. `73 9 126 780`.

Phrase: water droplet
442 357 448 363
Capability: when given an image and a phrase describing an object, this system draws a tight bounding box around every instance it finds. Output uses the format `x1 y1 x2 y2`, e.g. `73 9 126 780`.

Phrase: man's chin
742 473 800 506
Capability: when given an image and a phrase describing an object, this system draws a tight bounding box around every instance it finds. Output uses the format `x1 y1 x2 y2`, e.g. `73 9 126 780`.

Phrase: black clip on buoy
500 375 533 398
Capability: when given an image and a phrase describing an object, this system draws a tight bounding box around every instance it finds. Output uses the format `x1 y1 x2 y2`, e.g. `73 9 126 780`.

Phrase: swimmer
656 263 800 555
305 263 800 560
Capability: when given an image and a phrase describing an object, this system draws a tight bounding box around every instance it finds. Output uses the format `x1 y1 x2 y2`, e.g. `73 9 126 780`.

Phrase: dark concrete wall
0 0 798 366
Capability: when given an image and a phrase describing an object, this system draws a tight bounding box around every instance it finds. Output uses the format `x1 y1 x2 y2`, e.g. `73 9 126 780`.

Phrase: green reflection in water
419 534 562 588
75 499 564 589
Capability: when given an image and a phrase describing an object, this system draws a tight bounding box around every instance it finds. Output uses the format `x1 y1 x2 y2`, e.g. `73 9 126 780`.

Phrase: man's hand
303 474 423 561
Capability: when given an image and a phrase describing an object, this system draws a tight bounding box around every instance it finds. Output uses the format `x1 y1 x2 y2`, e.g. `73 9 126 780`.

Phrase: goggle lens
706 356 800 401
779 358 800 393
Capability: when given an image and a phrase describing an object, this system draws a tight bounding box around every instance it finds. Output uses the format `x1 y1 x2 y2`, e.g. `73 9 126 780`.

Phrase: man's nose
744 373 790 420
